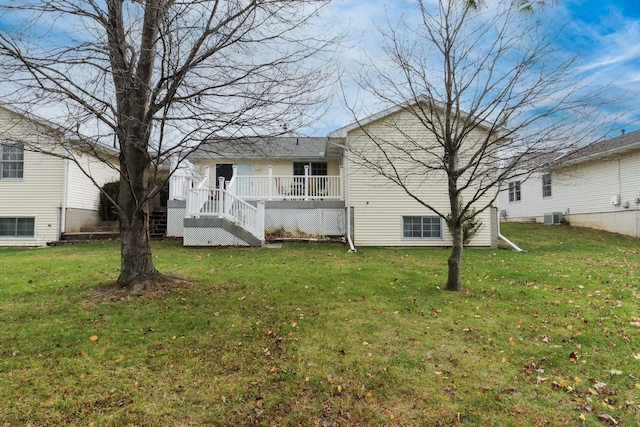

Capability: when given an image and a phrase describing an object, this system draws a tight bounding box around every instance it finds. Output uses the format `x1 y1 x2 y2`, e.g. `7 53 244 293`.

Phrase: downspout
497 217 525 252
329 139 356 252
345 148 356 252
60 158 69 236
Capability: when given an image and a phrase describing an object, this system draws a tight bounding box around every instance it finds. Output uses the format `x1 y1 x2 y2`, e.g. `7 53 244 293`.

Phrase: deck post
304 165 309 201
218 177 225 218
339 163 344 200
256 200 266 241
268 165 273 201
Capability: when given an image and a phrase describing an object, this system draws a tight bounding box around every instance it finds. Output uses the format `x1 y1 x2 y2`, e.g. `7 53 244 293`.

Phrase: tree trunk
117 203 161 291
115 144 163 291
446 223 463 291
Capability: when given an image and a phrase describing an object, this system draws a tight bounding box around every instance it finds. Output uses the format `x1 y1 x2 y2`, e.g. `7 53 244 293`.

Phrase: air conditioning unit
544 212 563 225
610 193 621 205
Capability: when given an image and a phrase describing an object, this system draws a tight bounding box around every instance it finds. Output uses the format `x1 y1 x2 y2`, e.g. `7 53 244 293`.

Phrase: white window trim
0 143 25 180
508 181 521 203
402 216 444 240
542 173 552 198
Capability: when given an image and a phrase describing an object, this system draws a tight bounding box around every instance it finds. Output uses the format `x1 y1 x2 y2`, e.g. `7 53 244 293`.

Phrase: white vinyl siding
0 148 65 246
0 106 120 246
498 150 640 236
347 109 494 247
66 156 120 211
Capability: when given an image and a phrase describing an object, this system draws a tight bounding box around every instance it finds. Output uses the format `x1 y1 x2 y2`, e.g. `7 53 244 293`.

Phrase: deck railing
233 175 342 201
187 183 265 241
170 163 343 202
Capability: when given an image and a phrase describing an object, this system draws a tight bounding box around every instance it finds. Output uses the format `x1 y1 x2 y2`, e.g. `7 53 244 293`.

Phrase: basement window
0 217 35 237
402 216 443 239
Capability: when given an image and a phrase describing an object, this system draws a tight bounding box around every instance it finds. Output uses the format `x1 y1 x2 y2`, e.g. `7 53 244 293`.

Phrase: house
498 129 640 237
168 102 499 248
0 106 120 247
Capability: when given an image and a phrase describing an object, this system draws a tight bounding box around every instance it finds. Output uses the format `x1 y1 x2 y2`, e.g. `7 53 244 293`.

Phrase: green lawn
1 223 639 426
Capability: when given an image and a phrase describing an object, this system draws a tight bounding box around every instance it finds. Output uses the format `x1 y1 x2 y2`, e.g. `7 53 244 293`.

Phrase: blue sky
309 0 640 136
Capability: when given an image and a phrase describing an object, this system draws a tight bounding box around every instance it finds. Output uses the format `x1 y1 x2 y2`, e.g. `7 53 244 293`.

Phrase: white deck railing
233 175 342 201
187 181 265 241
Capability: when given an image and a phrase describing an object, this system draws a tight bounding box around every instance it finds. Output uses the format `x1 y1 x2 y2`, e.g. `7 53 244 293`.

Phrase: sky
308 0 640 137
1 0 640 139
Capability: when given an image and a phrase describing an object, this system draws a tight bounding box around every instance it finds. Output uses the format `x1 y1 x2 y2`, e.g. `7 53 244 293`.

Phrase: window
0 143 24 179
508 181 521 202
542 173 551 198
293 162 327 176
403 216 442 239
293 162 328 196
0 217 35 237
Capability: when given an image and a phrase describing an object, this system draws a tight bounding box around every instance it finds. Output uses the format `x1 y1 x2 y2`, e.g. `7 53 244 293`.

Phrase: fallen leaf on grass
508 337 515 346
597 413 618 425
89 335 98 342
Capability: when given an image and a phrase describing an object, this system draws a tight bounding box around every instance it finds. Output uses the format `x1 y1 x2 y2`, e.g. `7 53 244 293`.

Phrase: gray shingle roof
193 136 342 160
557 129 640 165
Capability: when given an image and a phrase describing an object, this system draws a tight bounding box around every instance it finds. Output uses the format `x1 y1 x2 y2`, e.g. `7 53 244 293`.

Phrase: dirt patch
93 271 193 301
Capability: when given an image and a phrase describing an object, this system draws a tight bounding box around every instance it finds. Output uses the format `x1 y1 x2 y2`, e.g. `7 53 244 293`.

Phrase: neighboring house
0 106 120 246
168 103 499 248
498 130 640 237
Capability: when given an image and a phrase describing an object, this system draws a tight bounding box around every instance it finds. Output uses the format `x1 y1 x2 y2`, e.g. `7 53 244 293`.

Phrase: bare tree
347 0 609 291
0 0 337 291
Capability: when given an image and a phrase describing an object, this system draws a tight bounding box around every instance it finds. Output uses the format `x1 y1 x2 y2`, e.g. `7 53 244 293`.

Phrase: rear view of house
0 106 120 246
167 103 499 248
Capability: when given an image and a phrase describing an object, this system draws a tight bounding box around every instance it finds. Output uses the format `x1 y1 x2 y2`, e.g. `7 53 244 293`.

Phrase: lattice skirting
265 208 345 237
167 201 186 237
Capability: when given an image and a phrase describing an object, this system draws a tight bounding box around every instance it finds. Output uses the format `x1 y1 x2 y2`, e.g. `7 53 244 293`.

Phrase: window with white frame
542 173 551 198
0 217 35 237
402 216 443 239
0 143 24 179
508 181 521 202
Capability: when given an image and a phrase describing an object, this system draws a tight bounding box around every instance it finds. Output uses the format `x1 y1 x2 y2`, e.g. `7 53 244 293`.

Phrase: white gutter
497 218 524 252
60 158 69 235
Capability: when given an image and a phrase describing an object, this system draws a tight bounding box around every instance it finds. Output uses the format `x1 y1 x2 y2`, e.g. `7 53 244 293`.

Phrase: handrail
186 186 265 241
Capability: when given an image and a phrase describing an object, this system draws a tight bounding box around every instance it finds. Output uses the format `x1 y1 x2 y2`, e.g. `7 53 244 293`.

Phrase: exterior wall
65 208 100 233
66 155 119 211
498 150 640 237
0 108 66 246
346 110 495 247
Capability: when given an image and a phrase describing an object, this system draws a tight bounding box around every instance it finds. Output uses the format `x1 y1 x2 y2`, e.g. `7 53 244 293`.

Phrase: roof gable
327 95 497 138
